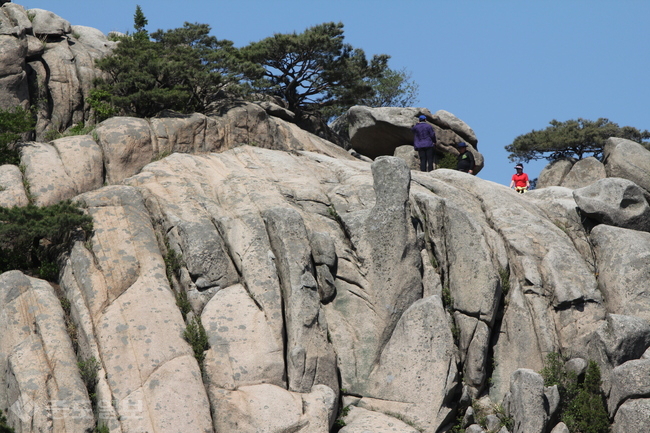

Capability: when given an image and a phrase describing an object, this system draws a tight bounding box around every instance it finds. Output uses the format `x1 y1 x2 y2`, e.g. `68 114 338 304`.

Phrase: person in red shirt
509 163 530 193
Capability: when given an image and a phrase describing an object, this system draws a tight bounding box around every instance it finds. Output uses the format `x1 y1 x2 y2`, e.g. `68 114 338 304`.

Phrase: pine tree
133 5 148 35
240 22 390 119
92 8 245 117
506 118 650 162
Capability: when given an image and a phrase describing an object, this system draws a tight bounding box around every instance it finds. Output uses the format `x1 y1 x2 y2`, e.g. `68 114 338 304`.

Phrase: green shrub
152 150 171 162
43 122 96 142
87 88 116 123
540 353 610 433
0 408 16 433
499 267 510 297
442 285 453 310
494 404 514 431
541 352 573 388
0 201 93 280
43 128 63 142
449 412 466 433
78 357 100 402
38 260 59 281
164 241 183 282
437 152 457 170
0 106 34 165
94 424 109 433
562 361 610 433
327 205 343 225
176 289 192 321
66 122 95 136
333 405 351 431
184 316 209 368
59 295 79 354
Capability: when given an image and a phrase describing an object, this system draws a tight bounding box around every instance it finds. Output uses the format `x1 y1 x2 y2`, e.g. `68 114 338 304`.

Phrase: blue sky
20 1 650 185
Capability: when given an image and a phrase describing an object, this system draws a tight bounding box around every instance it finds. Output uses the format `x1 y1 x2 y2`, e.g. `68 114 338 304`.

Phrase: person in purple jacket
411 115 437 172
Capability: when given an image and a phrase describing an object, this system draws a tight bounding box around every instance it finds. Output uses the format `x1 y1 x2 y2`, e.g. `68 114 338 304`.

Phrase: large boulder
415 190 501 395
27 9 71 37
122 149 464 432
603 137 650 198
0 30 28 109
608 359 650 417
0 164 28 207
18 141 78 206
506 369 548 433
263 206 338 393
338 406 420 433
211 384 336 433
345 105 484 173
257 100 295 122
590 226 650 320
202 284 285 390
0 6 115 135
613 398 650 433
70 25 117 55
393 144 419 170
0 3 32 36
586 314 650 393
550 423 570 433
560 156 606 189
12 100 354 206
0 271 94 433
40 39 86 131
537 158 574 189
525 186 596 270
19 136 104 206
347 106 428 158
573 178 650 232
355 296 459 431
431 109 478 146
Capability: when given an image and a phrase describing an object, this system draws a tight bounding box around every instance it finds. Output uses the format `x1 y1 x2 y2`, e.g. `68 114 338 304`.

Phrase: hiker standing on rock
412 115 437 172
456 142 475 174
509 163 529 193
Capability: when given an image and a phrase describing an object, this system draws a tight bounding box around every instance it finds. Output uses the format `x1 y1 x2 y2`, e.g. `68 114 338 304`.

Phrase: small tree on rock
506 118 650 163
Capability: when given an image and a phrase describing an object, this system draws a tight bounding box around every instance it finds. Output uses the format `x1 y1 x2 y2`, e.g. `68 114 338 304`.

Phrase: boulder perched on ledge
341 105 484 173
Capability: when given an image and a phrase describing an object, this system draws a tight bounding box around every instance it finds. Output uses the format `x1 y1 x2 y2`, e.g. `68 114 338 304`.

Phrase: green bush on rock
540 353 610 433
0 201 93 280
184 316 209 368
0 106 34 165
0 408 16 433
562 361 610 433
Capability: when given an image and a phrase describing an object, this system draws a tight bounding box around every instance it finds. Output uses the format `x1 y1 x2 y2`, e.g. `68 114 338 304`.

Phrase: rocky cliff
2 4 650 433
0 3 115 139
